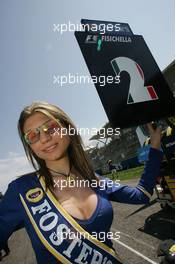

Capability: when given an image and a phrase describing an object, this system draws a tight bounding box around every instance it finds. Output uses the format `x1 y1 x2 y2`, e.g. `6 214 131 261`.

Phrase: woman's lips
43 144 58 153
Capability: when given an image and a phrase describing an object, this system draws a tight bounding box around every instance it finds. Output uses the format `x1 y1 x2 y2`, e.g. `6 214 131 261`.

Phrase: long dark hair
18 101 100 190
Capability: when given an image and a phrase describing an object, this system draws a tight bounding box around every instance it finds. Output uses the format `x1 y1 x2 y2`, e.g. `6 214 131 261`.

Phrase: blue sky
0 0 175 192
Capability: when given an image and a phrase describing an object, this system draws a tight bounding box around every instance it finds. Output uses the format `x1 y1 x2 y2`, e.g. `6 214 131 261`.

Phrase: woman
0 101 163 264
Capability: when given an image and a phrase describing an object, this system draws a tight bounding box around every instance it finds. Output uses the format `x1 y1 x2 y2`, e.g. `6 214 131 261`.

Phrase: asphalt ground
1 179 175 264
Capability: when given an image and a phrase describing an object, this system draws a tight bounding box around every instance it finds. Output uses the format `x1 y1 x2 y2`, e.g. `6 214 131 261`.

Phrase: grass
105 165 144 181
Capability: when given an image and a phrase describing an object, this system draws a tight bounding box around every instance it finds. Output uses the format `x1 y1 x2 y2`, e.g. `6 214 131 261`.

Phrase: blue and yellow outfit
0 148 163 263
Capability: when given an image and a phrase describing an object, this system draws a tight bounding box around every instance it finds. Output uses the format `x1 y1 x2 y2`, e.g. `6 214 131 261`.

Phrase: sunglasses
24 119 61 145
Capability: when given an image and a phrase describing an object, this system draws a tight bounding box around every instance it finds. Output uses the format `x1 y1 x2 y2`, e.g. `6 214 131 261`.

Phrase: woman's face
23 112 70 163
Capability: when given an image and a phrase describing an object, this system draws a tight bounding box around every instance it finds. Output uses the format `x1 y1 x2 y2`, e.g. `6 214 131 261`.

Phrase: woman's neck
45 154 71 175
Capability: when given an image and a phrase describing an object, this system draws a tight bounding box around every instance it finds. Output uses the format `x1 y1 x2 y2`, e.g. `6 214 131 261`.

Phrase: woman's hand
147 122 162 150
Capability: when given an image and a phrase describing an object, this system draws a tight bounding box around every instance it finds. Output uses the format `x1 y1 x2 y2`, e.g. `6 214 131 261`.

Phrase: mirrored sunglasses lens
26 131 39 144
47 122 60 134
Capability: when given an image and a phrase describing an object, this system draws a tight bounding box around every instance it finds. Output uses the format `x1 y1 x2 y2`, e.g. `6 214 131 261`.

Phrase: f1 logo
111 57 159 104
85 35 98 43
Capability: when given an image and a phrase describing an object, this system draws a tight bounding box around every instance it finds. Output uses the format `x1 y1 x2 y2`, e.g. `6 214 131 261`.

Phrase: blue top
0 147 163 263
74 148 163 249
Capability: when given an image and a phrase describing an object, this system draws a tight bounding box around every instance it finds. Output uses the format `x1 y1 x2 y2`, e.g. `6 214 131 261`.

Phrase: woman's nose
39 130 52 143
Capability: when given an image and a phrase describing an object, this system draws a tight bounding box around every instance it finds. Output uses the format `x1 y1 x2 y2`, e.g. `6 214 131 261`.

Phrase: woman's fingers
146 122 162 149
147 122 154 133
146 122 158 133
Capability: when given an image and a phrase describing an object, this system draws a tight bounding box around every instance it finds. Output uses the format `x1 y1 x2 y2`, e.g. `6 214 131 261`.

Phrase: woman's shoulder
10 171 39 190
2 172 39 200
